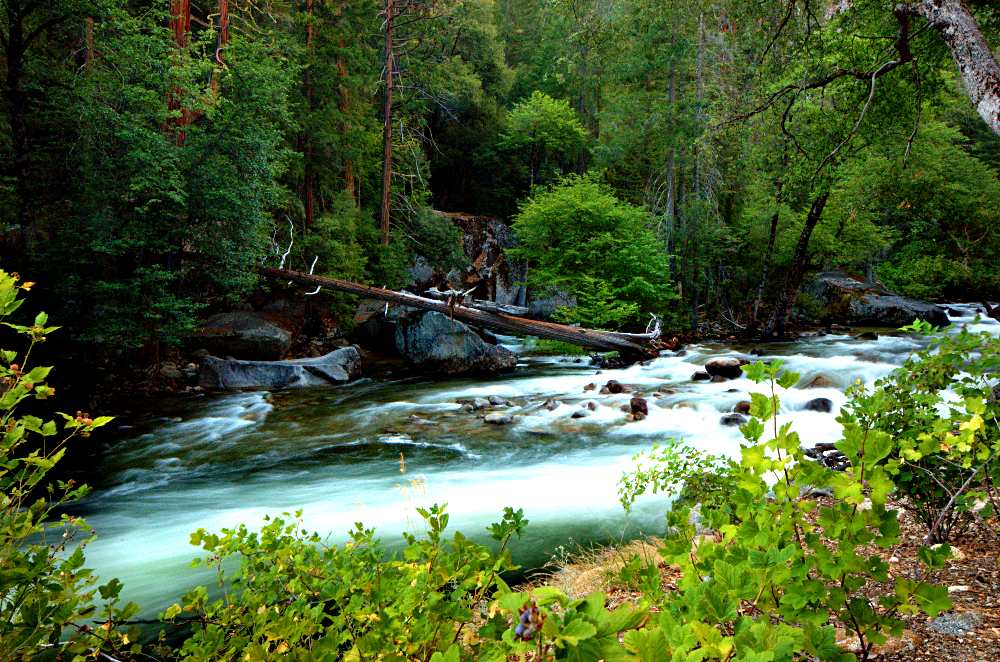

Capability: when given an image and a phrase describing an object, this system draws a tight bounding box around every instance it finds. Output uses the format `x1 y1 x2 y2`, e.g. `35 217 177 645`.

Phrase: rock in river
705 357 745 380
801 271 949 328
199 346 361 390
720 413 747 426
395 311 517 375
194 311 294 360
484 412 513 425
804 397 834 413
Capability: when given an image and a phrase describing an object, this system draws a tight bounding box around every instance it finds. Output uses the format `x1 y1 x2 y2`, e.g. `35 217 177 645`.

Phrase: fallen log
261 267 660 355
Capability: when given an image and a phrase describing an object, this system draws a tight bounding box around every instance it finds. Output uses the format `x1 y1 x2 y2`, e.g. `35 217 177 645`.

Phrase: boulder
720 413 747 427
705 357 745 380
630 397 649 418
804 397 834 413
734 400 751 414
605 380 627 394
195 312 294 360
692 371 711 381
484 412 513 425
528 289 577 319
802 375 835 389
395 311 517 375
801 271 949 328
199 346 361 390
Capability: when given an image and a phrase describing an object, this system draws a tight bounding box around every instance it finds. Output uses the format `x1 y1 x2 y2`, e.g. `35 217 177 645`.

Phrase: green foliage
169 504 528 661
842 326 1000 542
510 175 679 330
0 268 133 661
500 91 590 190
612 359 953 661
619 441 736 515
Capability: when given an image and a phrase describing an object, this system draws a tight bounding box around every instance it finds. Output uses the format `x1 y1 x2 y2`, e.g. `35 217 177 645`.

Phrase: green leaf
557 619 598 646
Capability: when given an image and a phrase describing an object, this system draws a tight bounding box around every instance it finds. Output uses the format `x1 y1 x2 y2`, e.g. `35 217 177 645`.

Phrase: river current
71 304 999 614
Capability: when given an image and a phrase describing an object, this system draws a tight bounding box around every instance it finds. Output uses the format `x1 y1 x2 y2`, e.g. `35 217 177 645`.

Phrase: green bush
167 505 528 661
0 268 131 661
509 175 680 330
842 322 1000 543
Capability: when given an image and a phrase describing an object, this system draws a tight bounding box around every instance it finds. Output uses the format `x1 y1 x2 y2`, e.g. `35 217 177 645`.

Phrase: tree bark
763 191 830 339
336 2 355 199
3 7 29 235
262 267 663 355
303 0 316 226
167 0 192 145
900 0 1000 136
380 0 395 245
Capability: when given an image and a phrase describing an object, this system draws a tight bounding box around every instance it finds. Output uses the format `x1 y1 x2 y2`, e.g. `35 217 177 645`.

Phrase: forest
2 0 1000 660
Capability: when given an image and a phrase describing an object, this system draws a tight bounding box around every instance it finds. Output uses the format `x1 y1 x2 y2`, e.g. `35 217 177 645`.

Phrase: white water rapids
70 304 998 614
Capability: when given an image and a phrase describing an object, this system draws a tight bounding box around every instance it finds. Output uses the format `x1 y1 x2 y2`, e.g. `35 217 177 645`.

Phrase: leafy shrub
168 505 528 660
619 441 738 518
609 360 952 661
843 322 1000 543
0 269 130 660
509 175 680 330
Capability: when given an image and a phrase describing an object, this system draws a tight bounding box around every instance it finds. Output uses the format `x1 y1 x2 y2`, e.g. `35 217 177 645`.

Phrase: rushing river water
70 303 999 615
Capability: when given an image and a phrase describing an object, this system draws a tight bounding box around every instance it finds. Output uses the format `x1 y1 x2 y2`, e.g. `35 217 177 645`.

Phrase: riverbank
532 496 1000 660
63 307 1000 617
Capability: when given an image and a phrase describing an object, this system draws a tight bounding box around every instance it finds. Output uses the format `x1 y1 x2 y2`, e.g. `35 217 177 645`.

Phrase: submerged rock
801 271 949 328
484 412 513 425
199 346 361 390
804 397 834 413
630 397 648 418
395 311 517 375
720 413 747 426
802 375 835 389
605 379 627 394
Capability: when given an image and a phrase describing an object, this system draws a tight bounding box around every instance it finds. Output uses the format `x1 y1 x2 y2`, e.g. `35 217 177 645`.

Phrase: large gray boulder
199 347 361 390
195 312 294 360
395 311 517 374
801 271 949 328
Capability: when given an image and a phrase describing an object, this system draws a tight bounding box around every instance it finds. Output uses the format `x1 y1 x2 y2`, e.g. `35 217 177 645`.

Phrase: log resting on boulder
200 347 361 390
801 271 949 328
262 267 661 356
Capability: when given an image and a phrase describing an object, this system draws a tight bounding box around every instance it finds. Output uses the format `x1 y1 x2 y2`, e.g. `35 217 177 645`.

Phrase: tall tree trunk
85 17 95 68
303 0 316 227
751 211 780 329
763 191 830 339
380 0 395 246
902 0 1000 136
3 8 29 236
167 0 192 145
336 2 355 199
751 148 787 330
211 0 229 94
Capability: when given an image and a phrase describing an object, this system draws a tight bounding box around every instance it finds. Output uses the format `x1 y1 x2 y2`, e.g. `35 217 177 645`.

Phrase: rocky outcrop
199 347 361 390
194 312 294 360
801 271 949 328
394 311 517 375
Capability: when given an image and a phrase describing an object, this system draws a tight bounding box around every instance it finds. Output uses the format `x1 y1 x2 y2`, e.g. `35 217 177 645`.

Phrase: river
69 303 999 615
